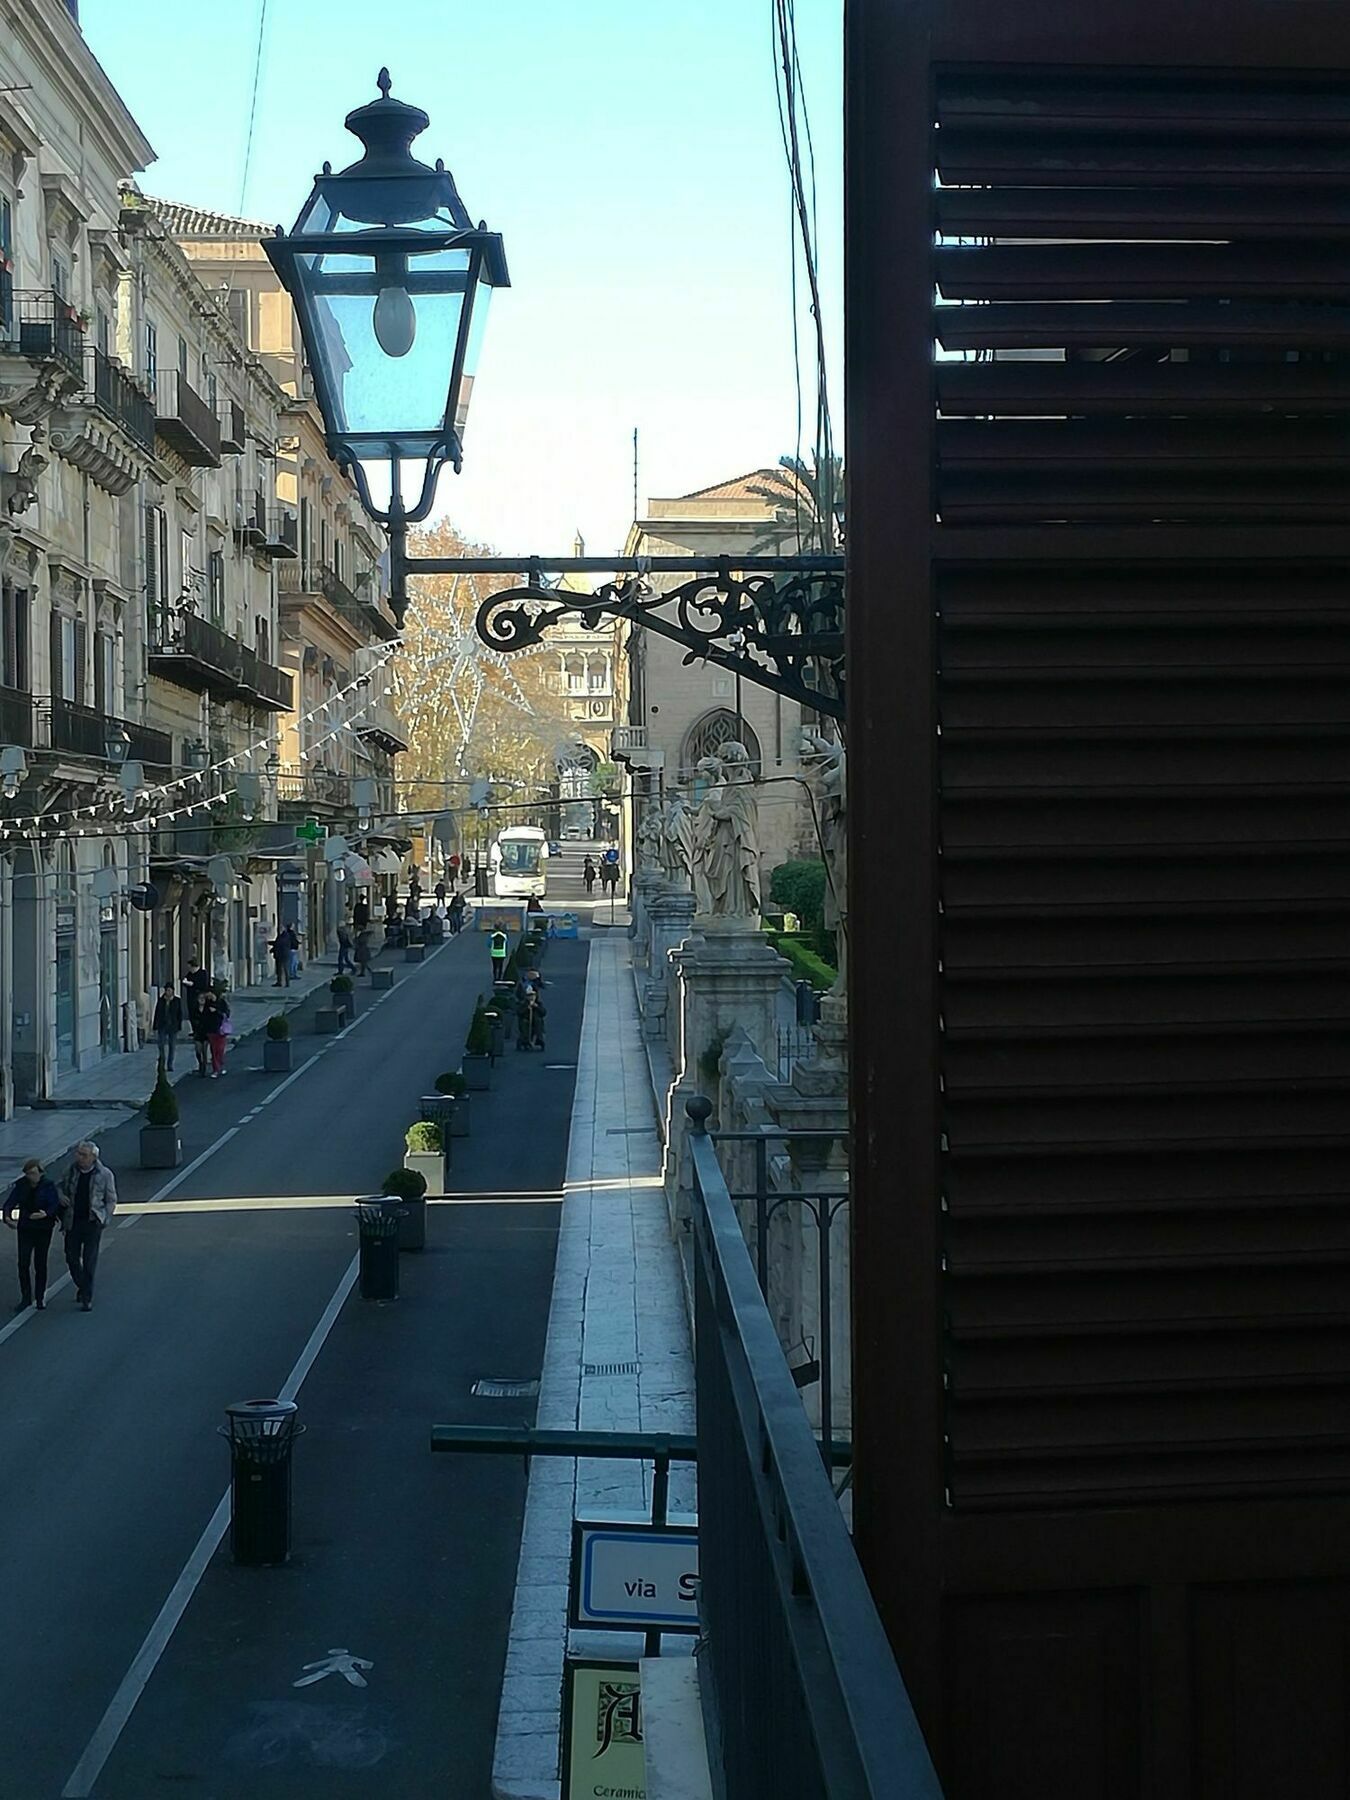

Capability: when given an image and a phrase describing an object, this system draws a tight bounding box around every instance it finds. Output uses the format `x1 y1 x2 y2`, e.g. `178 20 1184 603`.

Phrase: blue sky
81 0 842 557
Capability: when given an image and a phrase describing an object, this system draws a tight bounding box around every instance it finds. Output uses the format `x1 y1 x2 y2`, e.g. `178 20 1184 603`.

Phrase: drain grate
583 1361 641 1377
472 1377 540 1399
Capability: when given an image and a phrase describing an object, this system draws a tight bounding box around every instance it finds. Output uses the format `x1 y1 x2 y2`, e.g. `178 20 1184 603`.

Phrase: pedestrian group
4 1141 117 1313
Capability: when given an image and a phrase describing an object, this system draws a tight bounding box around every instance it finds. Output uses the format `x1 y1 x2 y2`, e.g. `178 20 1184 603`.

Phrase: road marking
293 1648 373 1689
59 1251 360 1799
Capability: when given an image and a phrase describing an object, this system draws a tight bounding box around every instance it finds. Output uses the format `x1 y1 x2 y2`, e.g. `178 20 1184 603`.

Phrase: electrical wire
239 0 270 216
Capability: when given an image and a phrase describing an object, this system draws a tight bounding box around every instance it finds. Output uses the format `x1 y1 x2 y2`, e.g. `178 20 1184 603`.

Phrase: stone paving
0 949 367 1190
492 920 697 1800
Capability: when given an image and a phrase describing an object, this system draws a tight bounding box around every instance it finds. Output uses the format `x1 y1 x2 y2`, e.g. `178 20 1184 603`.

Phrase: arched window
565 653 585 694
681 709 761 794
52 840 77 902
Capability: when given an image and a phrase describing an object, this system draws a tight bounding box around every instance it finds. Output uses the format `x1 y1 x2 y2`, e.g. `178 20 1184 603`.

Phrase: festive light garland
0 643 402 842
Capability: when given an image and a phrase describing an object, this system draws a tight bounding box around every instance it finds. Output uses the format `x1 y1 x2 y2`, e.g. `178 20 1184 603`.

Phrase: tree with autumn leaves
388 519 578 821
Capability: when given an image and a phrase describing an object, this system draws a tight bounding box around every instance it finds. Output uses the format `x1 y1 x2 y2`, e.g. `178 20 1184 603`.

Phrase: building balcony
0 684 34 747
279 559 397 642
234 490 268 549
37 697 130 761
219 398 247 455
275 764 351 815
125 721 174 768
262 506 298 559
155 370 221 466
0 287 84 385
148 612 293 712
611 720 664 771
354 702 409 756
44 347 156 496
88 347 156 453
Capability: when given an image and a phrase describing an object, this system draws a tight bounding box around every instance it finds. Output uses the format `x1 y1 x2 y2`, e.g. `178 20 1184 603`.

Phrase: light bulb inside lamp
373 255 416 358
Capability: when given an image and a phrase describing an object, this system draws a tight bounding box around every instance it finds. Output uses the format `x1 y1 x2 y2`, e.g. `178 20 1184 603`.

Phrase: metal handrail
688 1097 942 1800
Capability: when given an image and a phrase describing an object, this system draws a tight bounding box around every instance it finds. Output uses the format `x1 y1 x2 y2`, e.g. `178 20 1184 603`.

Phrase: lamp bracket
466 557 844 719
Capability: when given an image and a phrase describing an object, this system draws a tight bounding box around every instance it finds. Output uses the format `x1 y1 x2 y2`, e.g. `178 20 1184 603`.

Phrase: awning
370 848 404 877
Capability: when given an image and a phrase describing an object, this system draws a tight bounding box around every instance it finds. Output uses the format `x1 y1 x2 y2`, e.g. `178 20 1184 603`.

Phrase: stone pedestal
663 919 789 1228
642 886 696 1040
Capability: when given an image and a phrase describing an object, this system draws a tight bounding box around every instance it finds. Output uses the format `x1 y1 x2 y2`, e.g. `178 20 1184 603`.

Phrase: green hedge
769 859 827 932
769 932 837 992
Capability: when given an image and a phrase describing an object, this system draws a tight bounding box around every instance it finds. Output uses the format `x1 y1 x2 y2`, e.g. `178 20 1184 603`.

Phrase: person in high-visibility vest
489 930 509 981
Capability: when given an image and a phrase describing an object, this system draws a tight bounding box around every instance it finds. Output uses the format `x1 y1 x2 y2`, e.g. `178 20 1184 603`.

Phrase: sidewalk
0 950 360 1190
492 923 697 1800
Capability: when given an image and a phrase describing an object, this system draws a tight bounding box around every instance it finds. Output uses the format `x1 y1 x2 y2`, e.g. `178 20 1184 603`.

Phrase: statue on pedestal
636 796 666 874
691 756 721 915
661 787 695 888
803 730 847 994
703 740 762 920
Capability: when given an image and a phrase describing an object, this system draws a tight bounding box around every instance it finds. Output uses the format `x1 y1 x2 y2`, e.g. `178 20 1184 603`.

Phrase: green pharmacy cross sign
295 817 329 845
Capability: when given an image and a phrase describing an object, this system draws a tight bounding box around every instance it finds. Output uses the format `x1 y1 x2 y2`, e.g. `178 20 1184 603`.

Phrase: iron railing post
817 1201 833 1469
754 1132 770 1293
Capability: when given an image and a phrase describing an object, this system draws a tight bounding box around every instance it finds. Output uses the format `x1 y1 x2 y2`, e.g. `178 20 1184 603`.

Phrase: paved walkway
0 949 374 1189
493 920 697 1800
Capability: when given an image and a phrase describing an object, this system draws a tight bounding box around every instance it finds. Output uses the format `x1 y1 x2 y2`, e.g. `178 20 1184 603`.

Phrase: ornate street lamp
264 69 509 625
104 722 131 766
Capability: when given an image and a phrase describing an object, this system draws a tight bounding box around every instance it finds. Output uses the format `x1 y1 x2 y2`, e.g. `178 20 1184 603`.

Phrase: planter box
263 1038 292 1072
331 992 356 1020
314 1007 341 1033
463 1052 492 1092
404 1149 446 1198
371 967 395 990
140 1124 181 1169
405 943 426 964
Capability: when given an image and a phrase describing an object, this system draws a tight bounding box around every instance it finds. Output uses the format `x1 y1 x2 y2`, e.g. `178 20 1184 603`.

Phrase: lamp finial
377 68 392 97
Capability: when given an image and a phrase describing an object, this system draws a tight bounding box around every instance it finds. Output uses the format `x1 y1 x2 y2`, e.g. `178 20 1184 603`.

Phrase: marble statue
690 756 722 915
661 787 696 887
803 730 847 992
703 740 762 919
636 797 666 873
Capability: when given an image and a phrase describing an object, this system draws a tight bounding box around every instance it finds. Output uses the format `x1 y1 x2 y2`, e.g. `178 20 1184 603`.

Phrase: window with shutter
73 615 87 705
225 287 248 347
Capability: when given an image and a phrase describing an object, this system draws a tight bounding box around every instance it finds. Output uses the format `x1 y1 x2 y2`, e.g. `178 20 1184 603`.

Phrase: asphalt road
0 909 589 1799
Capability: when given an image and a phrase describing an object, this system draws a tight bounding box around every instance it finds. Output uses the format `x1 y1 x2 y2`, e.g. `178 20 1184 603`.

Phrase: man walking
152 981 183 1071
59 1142 116 1312
336 921 354 975
4 1158 61 1312
489 929 509 983
271 924 292 988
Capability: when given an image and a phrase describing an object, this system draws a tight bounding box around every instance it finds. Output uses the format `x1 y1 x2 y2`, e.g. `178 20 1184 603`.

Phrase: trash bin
794 979 820 1027
356 1199 404 1300
219 1398 303 1566
485 1008 506 1059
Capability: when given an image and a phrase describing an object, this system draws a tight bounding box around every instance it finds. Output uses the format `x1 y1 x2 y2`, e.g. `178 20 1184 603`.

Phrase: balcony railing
149 612 292 713
155 370 221 466
354 701 409 755
125 720 173 767
234 490 267 547
280 559 395 641
87 345 155 453
262 506 298 559
219 398 246 455
686 1098 943 1800
0 684 34 747
275 764 351 809
43 697 119 760
1 288 83 377
611 720 664 770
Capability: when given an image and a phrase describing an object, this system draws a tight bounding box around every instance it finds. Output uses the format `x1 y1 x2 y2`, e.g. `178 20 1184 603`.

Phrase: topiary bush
381 1166 428 1200
330 974 354 994
146 1060 180 1128
466 1000 493 1057
769 860 827 933
771 934 837 991
434 1070 467 1097
266 1013 290 1041
406 1120 442 1153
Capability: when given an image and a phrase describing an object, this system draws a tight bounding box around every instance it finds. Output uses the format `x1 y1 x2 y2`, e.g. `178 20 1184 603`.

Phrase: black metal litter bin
356 1198 404 1300
219 1398 303 1566
795 979 820 1026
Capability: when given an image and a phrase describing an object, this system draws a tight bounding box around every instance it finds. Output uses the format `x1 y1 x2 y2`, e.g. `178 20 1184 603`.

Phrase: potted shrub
263 1012 292 1072
382 1163 428 1252
403 1120 445 1216
436 1068 470 1137
464 1000 493 1089
330 973 356 1021
140 1060 182 1168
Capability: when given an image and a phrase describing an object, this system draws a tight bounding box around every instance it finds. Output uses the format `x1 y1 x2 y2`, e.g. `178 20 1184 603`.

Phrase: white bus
491 825 549 899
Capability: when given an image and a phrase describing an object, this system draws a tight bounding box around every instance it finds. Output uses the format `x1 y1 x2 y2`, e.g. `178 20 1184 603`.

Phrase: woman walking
582 856 596 896
3 1158 61 1312
200 985 232 1078
354 927 373 981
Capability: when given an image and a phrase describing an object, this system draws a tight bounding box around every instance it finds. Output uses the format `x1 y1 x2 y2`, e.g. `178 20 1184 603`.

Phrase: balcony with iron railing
262 506 298 559
219 398 246 455
148 611 292 712
0 287 84 377
685 1098 943 1800
86 345 155 453
354 701 409 755
154 370 221 466
279 559 396 642
275 763 352 812
611 719 664 770
0 684 34 747
126 720 173 767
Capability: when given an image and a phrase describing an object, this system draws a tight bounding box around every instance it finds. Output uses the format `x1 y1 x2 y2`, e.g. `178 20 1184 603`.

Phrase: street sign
569 1520 699 1633
294 817 328 844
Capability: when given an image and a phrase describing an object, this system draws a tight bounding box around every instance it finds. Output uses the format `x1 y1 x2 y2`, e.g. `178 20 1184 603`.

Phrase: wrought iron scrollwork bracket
473 561 844 720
